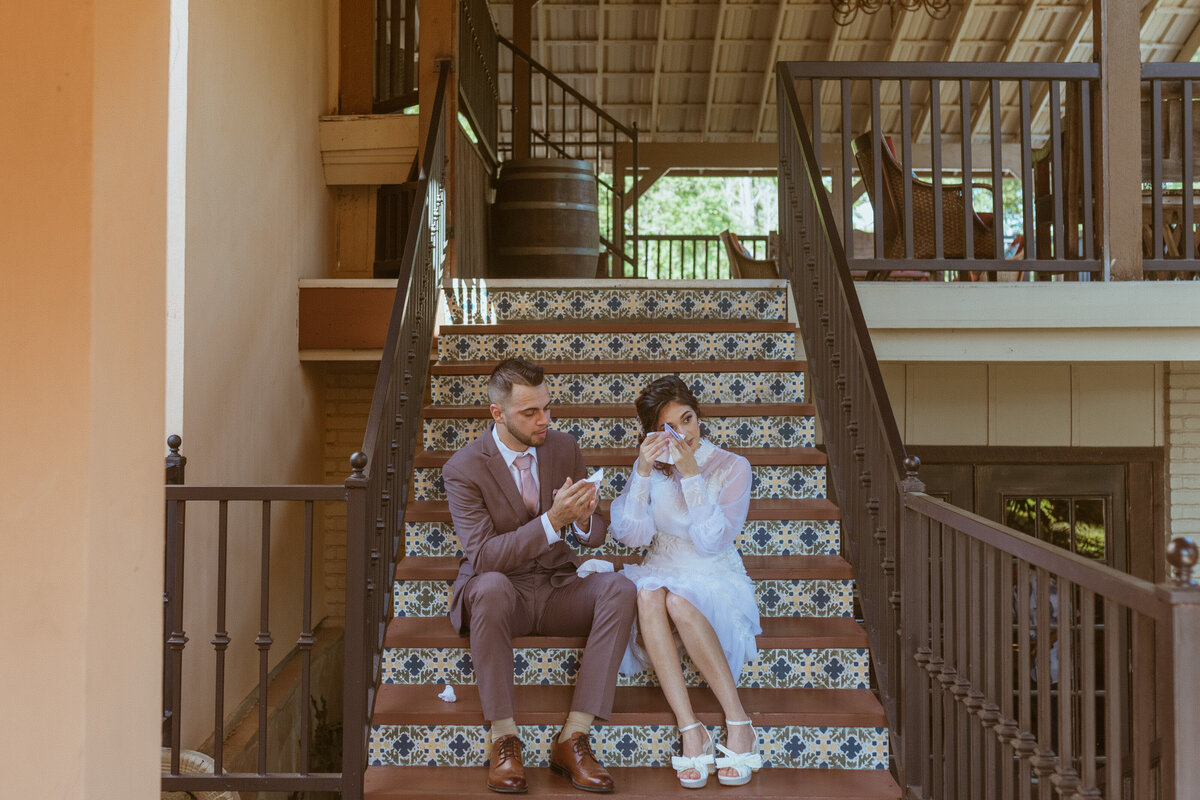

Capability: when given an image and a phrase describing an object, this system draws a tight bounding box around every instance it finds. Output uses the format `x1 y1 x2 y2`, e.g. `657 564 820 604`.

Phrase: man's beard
508 425 548 448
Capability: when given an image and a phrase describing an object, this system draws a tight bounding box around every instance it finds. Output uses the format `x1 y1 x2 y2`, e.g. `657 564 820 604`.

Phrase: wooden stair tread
383 615 867 650
394 555 852 581
364 766 901 799
423 402 816 418
414 447 826 467
432 359 808 375
372 684 886 727
440 321 797 335
404 498 842 523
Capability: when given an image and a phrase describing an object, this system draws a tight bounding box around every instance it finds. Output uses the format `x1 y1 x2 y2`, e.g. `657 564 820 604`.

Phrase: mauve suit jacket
443 424 609 633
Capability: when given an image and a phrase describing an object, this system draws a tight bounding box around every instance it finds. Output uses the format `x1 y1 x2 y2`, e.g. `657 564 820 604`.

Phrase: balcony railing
784 61 1200 280
778 61 1200 799
627 233 769 280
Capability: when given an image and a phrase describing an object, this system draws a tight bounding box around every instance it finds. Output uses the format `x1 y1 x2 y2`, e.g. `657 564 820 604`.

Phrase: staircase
362 279 901 799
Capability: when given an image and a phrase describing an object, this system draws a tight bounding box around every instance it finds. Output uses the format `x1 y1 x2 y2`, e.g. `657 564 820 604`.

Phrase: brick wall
1167 362 1200 541
321 363 378 617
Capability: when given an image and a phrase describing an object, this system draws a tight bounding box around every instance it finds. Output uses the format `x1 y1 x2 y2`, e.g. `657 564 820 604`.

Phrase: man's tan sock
490 717 519 741
559 711 594 742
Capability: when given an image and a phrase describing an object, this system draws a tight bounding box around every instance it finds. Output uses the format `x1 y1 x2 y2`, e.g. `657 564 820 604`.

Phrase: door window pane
1002 495 1111 565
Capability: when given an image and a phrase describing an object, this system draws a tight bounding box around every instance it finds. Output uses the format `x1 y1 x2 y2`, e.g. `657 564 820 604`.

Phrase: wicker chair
852 132 998 261
719 230 778 279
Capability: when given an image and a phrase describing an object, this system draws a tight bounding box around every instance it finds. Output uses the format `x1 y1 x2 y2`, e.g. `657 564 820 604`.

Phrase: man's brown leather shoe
487 734 528 793
549 730 615 793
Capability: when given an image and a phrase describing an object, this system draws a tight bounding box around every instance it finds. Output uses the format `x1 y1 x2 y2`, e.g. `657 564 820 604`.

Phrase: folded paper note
577 558 616 577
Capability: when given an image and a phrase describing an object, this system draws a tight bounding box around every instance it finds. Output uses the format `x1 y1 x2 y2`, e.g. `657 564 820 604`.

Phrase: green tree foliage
635 176 778 236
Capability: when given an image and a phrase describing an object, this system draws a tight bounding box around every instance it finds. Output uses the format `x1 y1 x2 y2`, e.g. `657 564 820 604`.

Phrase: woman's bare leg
637 587 708 779
664 592 754 778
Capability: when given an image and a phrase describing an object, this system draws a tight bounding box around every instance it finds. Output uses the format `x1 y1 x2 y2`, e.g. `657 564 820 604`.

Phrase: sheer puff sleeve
608 460 656 549
680 452 752 557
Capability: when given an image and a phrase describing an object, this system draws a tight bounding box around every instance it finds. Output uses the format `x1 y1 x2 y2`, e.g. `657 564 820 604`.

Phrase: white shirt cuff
541 513 562 544
571 520 591 542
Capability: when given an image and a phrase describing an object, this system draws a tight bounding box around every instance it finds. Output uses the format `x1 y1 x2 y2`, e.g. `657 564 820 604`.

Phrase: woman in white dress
609 376 762 789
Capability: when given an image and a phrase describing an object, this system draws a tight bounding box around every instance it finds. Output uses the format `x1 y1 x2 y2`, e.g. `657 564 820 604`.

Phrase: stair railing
343 61 451 795
778 61 1200 799
497 35 639 275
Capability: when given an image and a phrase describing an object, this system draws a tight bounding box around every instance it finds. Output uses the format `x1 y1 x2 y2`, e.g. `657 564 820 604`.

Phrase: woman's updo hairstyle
634 376 702 475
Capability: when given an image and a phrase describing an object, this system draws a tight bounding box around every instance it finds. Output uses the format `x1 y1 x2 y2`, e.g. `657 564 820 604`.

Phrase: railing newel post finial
1167 536 1199 587
350 451 368 479
165 434 186 485
902 455 925 493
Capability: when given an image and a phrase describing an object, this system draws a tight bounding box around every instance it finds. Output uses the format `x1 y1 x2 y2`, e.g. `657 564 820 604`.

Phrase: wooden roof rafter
1178 16 1200 62
702 0 729 142
913 0 981 140
752 0 789 142
649 0 667 136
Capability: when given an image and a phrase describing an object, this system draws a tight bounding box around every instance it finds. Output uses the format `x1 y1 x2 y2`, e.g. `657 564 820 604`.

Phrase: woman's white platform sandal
672 721 716 789
715 719 762 787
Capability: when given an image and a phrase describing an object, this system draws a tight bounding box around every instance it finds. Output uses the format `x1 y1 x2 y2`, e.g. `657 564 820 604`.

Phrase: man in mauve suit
443 358 637 794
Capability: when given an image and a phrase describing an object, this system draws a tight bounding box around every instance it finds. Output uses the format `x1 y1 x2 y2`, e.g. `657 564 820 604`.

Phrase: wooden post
512 0 533 160
1093 0 1143 280
340 0 374 114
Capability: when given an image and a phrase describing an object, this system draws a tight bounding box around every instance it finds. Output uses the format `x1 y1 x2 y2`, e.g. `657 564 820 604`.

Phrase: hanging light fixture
831 0 952 27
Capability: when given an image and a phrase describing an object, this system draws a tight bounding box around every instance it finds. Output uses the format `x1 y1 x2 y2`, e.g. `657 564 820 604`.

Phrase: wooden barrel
491 158 600 278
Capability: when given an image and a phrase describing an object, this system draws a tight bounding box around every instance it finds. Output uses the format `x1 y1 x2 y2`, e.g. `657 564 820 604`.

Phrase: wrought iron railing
628 233 769 280
459 0 499 165
778 62 1200 798
373 0 418 113
497 35 639 275
786 62 1102 280
1142 63 1200 277
161 64 450 800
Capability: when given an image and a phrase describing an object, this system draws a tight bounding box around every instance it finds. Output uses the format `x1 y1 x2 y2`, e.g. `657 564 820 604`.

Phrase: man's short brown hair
487 358 545 406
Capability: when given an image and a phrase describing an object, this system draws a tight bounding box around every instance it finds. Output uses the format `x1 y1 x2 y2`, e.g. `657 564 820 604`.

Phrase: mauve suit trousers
442 425 636 721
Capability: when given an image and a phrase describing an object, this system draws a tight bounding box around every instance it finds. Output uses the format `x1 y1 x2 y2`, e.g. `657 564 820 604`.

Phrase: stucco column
0 1 168 797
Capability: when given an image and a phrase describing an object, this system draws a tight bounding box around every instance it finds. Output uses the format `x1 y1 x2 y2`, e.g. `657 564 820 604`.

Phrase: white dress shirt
492 425 590 544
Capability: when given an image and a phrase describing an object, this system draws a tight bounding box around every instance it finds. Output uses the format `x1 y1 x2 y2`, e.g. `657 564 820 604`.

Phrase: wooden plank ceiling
486 0 1200 145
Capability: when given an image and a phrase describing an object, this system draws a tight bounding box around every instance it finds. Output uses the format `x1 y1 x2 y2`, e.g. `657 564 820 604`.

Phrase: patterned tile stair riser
430 370 806 406
422 415 815 451
392 579 854 620
367 723 888 770
437 331 797 363
380 646 870 691
402 519 843 558
442 287 789 325
411 464 827 502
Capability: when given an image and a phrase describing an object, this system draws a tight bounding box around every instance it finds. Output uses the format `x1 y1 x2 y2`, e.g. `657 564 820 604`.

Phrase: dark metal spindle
960 79 975 262
1050 81 1065 261
213 500 230 775
930 81 944 260
901 80 915 260
298 500 316 774
1020 80 1036 263
990 80 1004 261
256 501 273 775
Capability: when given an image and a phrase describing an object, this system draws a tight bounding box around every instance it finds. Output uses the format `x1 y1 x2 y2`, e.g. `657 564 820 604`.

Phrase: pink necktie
514 453 539 516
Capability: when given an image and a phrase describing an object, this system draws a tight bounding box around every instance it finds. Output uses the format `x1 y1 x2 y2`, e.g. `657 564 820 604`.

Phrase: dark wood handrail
341 61 451 799
777 63 907 476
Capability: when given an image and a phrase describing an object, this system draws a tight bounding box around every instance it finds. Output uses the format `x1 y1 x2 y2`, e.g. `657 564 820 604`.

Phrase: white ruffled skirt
617 531 761 681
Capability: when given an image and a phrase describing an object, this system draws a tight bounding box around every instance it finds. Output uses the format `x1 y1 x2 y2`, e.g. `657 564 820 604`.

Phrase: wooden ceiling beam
1177 16 1200 62
650 0 667 136
702 0 729 142
913 0 980 139
753 0 789 143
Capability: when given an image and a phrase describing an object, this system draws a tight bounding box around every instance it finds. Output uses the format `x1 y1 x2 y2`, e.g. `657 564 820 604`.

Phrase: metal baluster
256 501 274 775
213 500 230 775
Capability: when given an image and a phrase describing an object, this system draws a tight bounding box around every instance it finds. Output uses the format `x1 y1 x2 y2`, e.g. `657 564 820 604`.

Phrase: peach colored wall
178 0 331 749
0 1 168 797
